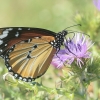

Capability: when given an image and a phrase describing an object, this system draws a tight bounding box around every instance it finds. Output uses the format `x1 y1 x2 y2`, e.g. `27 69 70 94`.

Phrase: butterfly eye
62 30 68 36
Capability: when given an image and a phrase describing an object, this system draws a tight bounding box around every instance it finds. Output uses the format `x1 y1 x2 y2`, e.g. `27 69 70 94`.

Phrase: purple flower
51 33 93 68
93 0 100 11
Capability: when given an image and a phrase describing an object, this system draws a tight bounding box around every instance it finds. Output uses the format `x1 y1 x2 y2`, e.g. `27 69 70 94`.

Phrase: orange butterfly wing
6 37 56 82
0 28 57 82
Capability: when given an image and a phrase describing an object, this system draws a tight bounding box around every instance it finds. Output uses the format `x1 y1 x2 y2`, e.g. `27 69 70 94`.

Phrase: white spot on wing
0 49 3 52
15 74 18 77
28 79 32 82
3 30 9 34
34 37 40 39
23 78 27 81
28 28 30 30
0 30 9 39
8 67 11 70
51 42 53 44
0 40 3 45
18 28 22 30
6 28 13 31
15 32 19 37
19 77 22 80
5 44 7 46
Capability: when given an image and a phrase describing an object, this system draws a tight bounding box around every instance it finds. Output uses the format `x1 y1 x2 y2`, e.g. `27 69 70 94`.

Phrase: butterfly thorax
50 30 67 50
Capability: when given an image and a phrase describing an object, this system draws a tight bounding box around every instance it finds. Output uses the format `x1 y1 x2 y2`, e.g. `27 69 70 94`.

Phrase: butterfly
0 27 68 82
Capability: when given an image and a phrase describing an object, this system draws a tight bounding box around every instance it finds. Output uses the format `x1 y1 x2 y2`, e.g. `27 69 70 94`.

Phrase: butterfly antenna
64 24 89 37
64 24 81 30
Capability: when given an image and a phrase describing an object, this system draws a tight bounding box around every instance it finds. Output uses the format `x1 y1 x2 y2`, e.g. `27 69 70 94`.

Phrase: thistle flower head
52 33 93 68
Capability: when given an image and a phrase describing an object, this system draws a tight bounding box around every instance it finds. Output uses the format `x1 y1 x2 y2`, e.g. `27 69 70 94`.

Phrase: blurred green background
0 0 100 100
0 0 92 31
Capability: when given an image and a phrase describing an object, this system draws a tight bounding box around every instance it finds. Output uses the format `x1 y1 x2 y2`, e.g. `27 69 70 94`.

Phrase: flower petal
52 33 93 68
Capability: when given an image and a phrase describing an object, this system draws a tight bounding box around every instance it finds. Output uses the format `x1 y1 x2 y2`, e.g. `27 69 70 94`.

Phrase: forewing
0 27 56 57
